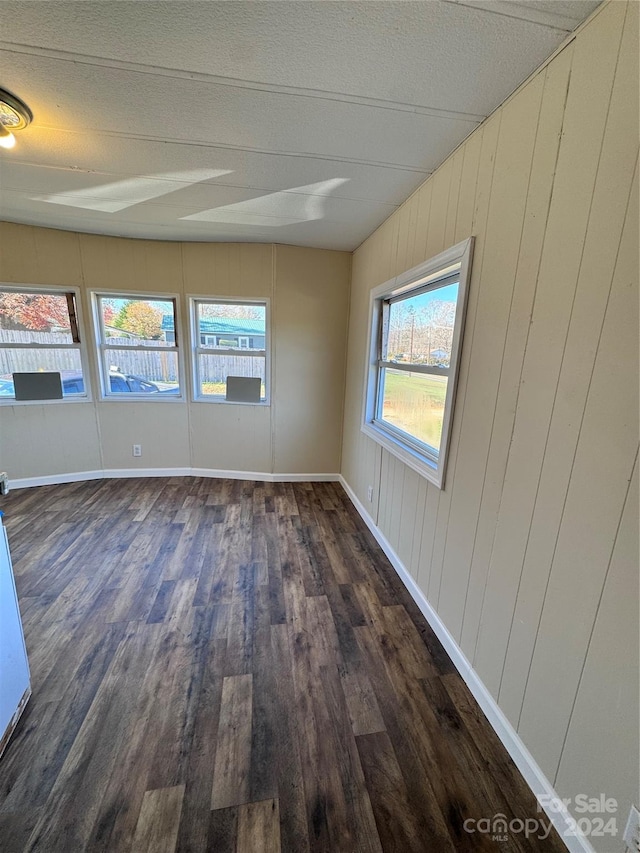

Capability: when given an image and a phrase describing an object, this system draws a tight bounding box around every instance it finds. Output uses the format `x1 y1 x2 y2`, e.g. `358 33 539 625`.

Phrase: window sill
99 394 185 403
0 396 92 407
361 420 443 489
192 396 270 407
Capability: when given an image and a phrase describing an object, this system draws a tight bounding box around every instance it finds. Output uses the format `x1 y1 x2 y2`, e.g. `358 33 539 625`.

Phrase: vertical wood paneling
424 162 452 261
386 454 406 552
0 223 84 285
419 125 485 614
79 233 143 292
408 477 428 581
135 240 185 295
443 148 464 248
438 72 545 644
517 152 638 779
405 191 422 270
460 48 573 658
342 238 374 503
415 483 439 594
378 450 391 536
394 196 414 275
273 245 350 474
376 214 401 284
427 114 501 608
453 131 482 242
498 6 639 726
372 441 383 525
473 2 626 707
342 1 638 833
413 180 434 268
396 467 419 572
554 459 638 818
377 452 391 539
239 243 277 295
0 403 103 478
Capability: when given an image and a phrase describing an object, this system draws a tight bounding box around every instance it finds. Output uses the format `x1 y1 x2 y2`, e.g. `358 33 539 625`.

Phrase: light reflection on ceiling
31 169 233 213
181 178 350 227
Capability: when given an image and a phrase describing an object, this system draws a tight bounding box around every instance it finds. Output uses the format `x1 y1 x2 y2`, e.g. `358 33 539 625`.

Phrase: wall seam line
515 6 628 733
491 49 575 701
459 68 546 656
552 447 638 788
435 111 502 616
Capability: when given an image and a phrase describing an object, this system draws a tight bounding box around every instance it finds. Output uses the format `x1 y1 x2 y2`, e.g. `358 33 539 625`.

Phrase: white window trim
90 289 186 402
0 283 93 406
189 296 270 406
361 237 474 489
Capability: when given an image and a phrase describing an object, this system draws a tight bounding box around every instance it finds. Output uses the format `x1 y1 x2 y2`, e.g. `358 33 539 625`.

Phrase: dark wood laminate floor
0 478 566 853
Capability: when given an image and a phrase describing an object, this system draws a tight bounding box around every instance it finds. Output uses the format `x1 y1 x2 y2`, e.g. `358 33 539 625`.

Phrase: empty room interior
0 2 638 852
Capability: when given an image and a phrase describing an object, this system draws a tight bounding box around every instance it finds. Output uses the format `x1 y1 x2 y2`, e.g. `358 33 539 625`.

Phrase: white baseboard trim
105 468 192 480
338 474 593 853
190 469 340 483
9 468 340 490
8 470 106 489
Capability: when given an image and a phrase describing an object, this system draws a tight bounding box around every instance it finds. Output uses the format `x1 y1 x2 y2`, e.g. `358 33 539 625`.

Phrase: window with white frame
362 238 473 488
93 293 182 398
191 299 268 403
0 286 89 402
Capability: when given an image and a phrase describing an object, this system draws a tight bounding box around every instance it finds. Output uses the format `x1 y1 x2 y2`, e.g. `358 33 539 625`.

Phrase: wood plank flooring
0 478 567 852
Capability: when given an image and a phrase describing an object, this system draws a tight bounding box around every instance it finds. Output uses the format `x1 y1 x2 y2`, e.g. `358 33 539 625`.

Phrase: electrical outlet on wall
623 805 640 852
367 485 374 502
132 445 142 458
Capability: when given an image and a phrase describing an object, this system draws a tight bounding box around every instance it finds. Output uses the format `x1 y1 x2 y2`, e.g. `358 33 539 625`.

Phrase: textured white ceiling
0 0 601 250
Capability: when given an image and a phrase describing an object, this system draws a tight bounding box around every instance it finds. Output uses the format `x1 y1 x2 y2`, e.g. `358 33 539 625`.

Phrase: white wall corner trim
338 474 596 853
8 469 341 490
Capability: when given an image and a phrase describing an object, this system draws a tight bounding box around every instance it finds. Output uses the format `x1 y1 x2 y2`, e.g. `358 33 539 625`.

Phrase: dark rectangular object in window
13 372 63 401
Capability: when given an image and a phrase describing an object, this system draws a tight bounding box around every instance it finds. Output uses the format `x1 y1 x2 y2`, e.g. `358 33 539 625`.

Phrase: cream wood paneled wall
0 225 351 478
273 245 351 475
341 2 639 844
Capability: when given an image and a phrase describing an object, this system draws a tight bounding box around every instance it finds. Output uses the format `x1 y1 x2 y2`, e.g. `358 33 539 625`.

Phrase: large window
362 238 473 488
0 286 89 403
190 299 268 403
93 293 182 398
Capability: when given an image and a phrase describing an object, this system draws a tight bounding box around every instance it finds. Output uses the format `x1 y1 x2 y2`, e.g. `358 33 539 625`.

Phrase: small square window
190 299 269 403
93 294 182 399
0 287 90 403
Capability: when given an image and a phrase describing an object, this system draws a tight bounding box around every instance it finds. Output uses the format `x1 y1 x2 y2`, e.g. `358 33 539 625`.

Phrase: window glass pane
379 368 448 454
0 291 73 344
101 297 175 347
197 303 266 351
104 349 180 395
198 353 266 399
0 348 85 397
386 281 458 366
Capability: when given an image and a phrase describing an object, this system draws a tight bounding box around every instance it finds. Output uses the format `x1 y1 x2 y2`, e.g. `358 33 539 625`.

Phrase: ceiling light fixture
0 88 32 150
